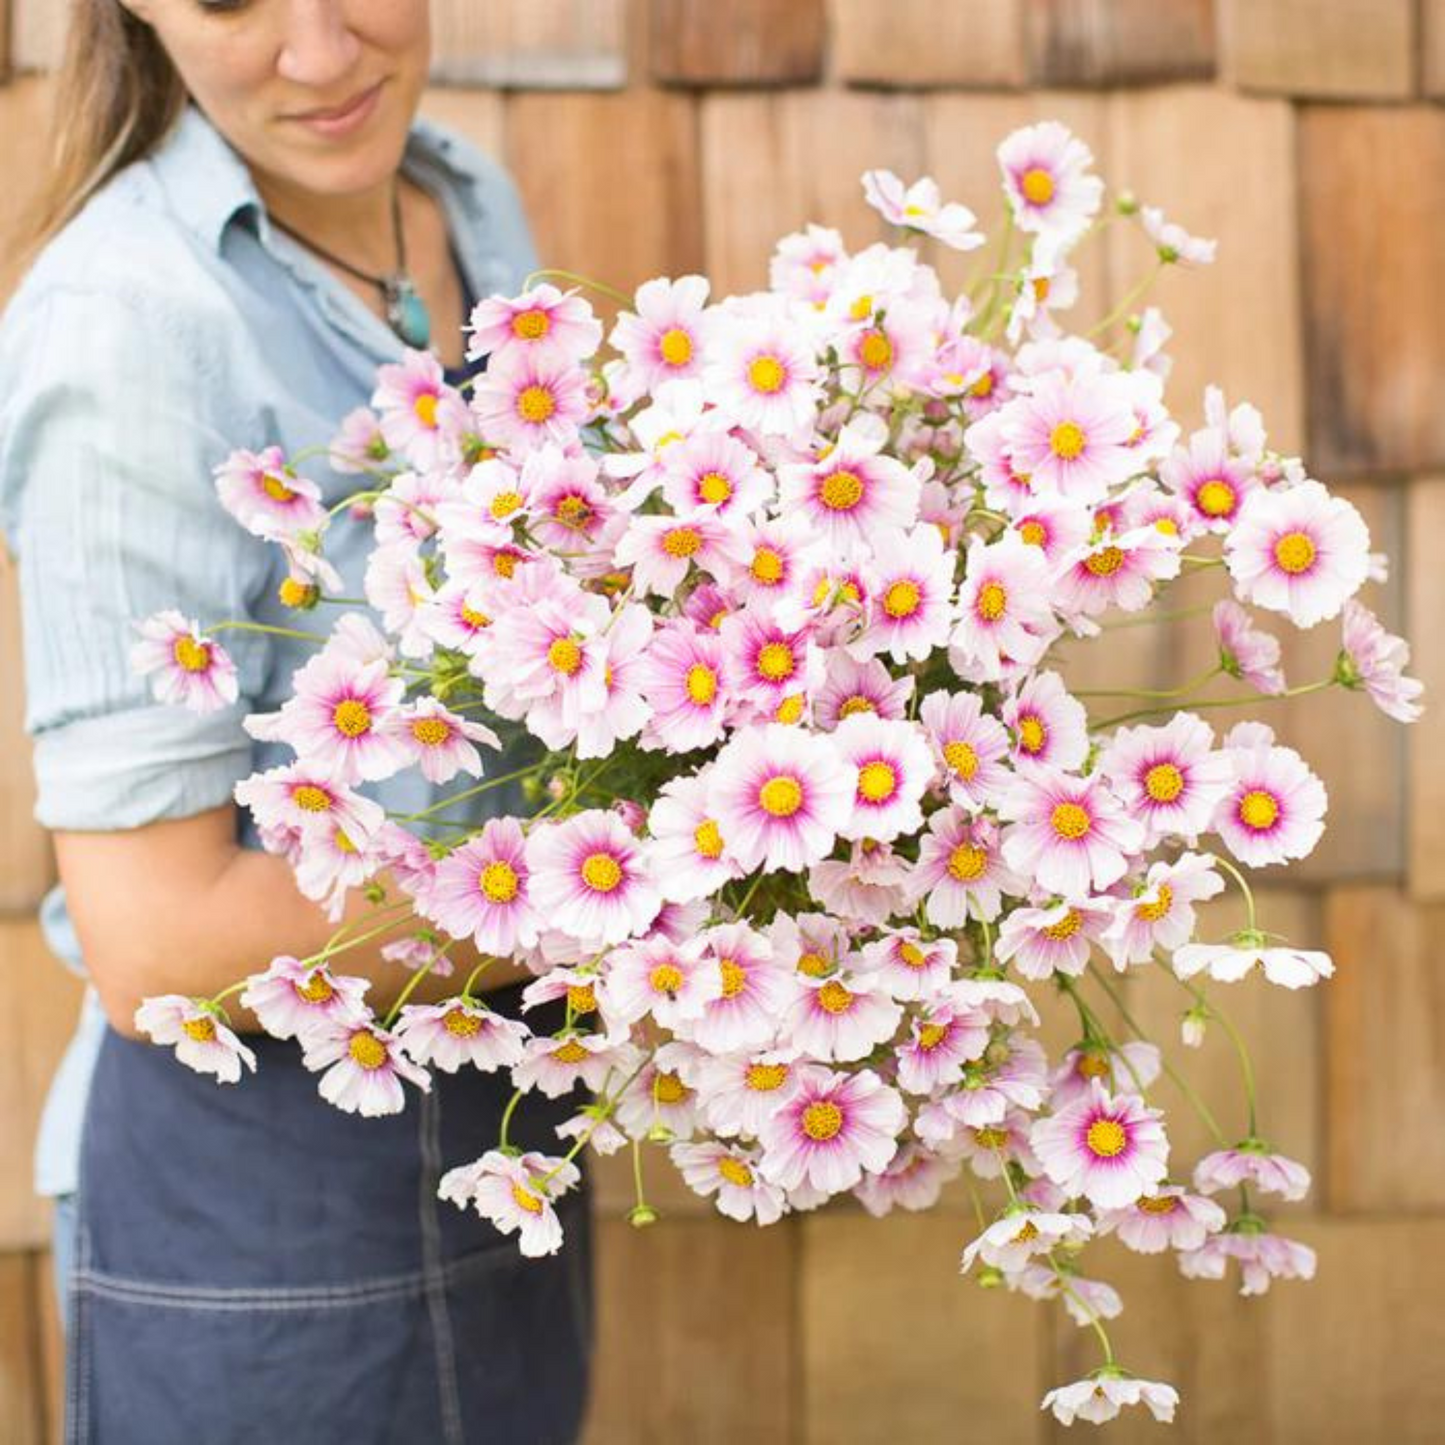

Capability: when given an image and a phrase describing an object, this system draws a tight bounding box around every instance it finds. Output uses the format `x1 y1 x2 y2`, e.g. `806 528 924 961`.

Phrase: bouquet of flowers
132 121 1422 1427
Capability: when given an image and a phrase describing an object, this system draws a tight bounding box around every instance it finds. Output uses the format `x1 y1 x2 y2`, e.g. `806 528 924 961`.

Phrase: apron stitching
418 1086 465 1445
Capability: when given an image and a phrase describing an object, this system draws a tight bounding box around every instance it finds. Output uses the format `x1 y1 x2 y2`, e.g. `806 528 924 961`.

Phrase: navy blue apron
65 982 592 1444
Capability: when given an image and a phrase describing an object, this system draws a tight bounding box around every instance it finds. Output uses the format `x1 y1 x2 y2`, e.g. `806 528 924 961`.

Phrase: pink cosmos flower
1160 428 1257 532
382 697 501 785
393 998 530 1074
1098 711 1234 846
213 444 326 541
921 1035 1051 1139
808 839 913 927
766 910 854 982
133 996 257 1083
613 509 747 599
776 417 922 550
862 169 984 251
707 723 855 873
371 350 469 470
955 1113 1039 1181
722 516 824 608
961 1208 1093 1274
131 611 239 714
1141 204 1217 266
426 817 541 957
1001 668 1088 774
852 523 956 663
1195 1144 1311 1202
511 1030 636 1099
527 810 661 947
291 814 385 921
1213 721 1326 867
466 283 603 365
998 767 1146 899
1014 1265 1122 1324
1173 933 1334 989
1179 1228 1316 1296
949 532 1059 683
659 428 772 519
1042 1374 1179 1428
693 1048 799 1140
894 1006 989 1094
813 652 913 730
783 971 904 1064
758 1064 905 1195
831 714 934 843
615 1049 701 1141
1054 525 1182 617
671 1140 787 1225
302 1020 430 1116
1224 478 1371 627
704 298 823 438
858 930 959 1002
997 121 1104 240
1213 598 1286 694
439 1149 581 1258
994 899 1114 981
853 1143 964 1217
238 955 370 1041
364 540 435 659
1095 1186 1227 1253
1048 1041 1161 1109
1100 852 1225 968
910 809 1020 926
918 690 1012 812
717 610 822 718
470 347 591 451
600 933 721 1031
328 406 388 473
1339 598 1424 722
689 922 798 1054
769 222 847 308
644 772 743 903
609 275 713 394
1030 1079 1169 1209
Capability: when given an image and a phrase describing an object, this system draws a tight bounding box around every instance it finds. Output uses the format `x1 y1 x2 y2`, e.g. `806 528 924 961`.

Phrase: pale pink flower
1002 669 1088 774
238 955 369 1041
467 283 603 365
131 611 239 714
1160 428 1257 532
614 1049 701 1141
1141 204 1217 266
895 1006 989 1094
955 1113 1039 1181
672 1140 786 1224
852 524 956 663
601 933 721 1031
302 1021 430 1116
950 532 1059 683
808 839 913 926
527 810 661 947
832 714 935 843
328 406 387 473
371 350 468 470
1213 721 1326 867
393 998 530 1074
426 817 541 957
1054 525 1182 617
722 516 825 608
1098 712 1234 846
1048 1041 1161 1109
1100 852 1225 968
918 690 1012 812
1224 478 1371 627
440 1149 581 1258
997 121 1104 240
613 509 747 599
1042 1373 1179 1428
910 809 1020 926
213 444 325 541
382 696 500 785
659 428 772 519
704 298 823 438
1213 599 1286 694
921 1035 1051 1137
469 347 591 451
1096 1186 1227 1253
690 922 798 1054
1030 1079 1169 1209
862 168 984 251
1014 1266 1122 1326
783 972 903 1064
133 996 256 1083
767 910 855 982
769 222 847 309
1173 933 1334 989
645 771 743 903
1339 598 1424 723
695 1047 802 1138
512 1030 636 1100
961 1208 1092 1274
994 899 1114 981
1195 1144 1311 1202
813 652 914 731
858 930 958 1003
1179 1228 1316 1296
609 275 713 393
853 1143 964 1217
363 540 435 659
718 610 821 716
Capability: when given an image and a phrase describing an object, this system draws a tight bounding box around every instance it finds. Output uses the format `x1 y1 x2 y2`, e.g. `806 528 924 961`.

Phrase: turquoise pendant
385 276 431 350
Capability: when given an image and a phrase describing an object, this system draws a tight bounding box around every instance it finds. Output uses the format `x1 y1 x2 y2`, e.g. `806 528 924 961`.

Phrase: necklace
268 184 432 349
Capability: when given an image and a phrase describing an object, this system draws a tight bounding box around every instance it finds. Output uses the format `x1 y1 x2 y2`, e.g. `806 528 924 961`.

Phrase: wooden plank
1406 478 1445 901
801 1212 1047 1444
830 0 1029 90
0 923 83 1252
581 1217 797 1444
1026 0 1216 87
429 0 628 88
591 1141 712 1219
506 88 701 310
649 0 825 87
33 1250 60 1445
417 87 506 160
0 560 55 911
1427 0 1445 99
1299 106 1445 477
1218 0 1415 99
0 1254 43 1445
1324 887 1445 1212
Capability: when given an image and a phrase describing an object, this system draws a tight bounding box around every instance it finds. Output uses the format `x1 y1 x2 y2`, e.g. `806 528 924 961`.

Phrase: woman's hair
19 1 186 263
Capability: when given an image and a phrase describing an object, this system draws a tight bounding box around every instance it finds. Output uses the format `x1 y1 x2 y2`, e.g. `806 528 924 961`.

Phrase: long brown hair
19 1 186 265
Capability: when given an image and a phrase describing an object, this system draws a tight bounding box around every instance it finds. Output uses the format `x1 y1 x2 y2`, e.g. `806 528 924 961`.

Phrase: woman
0 3 591 1440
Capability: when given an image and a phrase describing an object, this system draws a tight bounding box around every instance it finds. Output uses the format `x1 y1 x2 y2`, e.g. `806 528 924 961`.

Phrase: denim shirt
0 103 539 1196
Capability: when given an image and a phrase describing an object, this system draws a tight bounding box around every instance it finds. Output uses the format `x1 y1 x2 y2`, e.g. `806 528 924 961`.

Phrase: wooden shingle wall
2 2 1441 1440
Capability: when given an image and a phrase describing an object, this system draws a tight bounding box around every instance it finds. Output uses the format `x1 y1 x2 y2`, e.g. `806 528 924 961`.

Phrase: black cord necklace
268 184 432 349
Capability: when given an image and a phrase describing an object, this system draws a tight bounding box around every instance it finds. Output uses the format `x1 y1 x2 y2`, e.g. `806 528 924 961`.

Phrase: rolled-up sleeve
0 283 275 831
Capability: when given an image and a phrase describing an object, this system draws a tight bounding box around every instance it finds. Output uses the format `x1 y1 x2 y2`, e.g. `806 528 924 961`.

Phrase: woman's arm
55 804 529 1039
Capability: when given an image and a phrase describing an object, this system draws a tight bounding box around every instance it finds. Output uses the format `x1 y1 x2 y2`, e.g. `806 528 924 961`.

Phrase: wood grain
429 0 629 88
1027 0 1217 87
0 1254 44 1445
1406 478 1445 901
830 0 1030 90
649 0 826 87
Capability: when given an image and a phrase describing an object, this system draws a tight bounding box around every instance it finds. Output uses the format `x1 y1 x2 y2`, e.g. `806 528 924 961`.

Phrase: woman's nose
275 0 364 87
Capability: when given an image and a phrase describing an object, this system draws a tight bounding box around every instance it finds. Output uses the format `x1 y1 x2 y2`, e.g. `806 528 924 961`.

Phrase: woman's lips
286 80 384 140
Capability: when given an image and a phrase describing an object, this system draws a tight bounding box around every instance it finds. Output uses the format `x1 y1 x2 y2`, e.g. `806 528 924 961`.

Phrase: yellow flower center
1145 762 1185 802
479 860 519 904
1196 478 1236 517
493 551 519 579
551 1039 590 1064
581 852 623 893
659 327 694 366
882 580 921 618
1085 546 1125 577
717 1156 754 1188
411 716 453 747
182 1016 217 1042
970 372 996 398
567 984 598 1015
261 471 297 502
857 760 897 803
747 355 785 393
974 1125 1010 1149
490 489 524 520
1033 276 1051 302
172 636 212 673
751 547 785 585
1238 789 1280 830
1017 715 1046 755
697 471 733 505
653 1070 689 1104
719 958 747 998
1050 421 1087 460
817 980 854 1014
517 384 556 423
838 695 874 719
917 1022 949 1050
548 637 583 675
758 775 804 818
774 695 805 726
1138 1195 1180 1214
849 294 874 321
334 829 357 855
443 1007 483 1037
348 1032 388 1070
899 941 927 969
1013 1219 1039 1242
1021 166 1055 204
663 525 703 558
1134 884 1175 922
746 1062 788 1091
1085 1118 1128 1158
818 469 865 512
1043 909 1082 941
756 642 795 682
1077 1052 1111 1078
1050 802 1092 840
947 842 988 882
414 393 439 428
802 1100 844 1141
332 698 372 738
859 328 893 371
649 962 684 994
461 604 491 629
943 740 979 780
693 819 725 859
1018 520 1048 548
511 1182 545 1215
976 580 1007 622
554 494 593 528
797 950 832 978
278 576 317 608
511 307 551 340
1273 531 1316 574
294 971 334 1004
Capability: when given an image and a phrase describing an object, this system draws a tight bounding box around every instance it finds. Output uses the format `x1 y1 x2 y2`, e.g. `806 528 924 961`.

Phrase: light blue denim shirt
0 102 539 1197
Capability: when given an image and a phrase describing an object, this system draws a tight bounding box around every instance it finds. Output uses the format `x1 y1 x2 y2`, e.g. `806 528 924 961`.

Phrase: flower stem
1092 676 1334 729
1071 664 1222 700
523 267 632 307
1155 958 1258 1137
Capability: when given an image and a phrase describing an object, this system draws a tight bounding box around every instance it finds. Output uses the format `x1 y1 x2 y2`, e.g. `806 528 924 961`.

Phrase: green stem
1092 677 1334 729
460 956 498 1002
1210 854 1259 931
523 267 632 307
1072 664 1222 700
382 947 445 1030
1156 957 1258 1137
497 1087 526 1152
1087 260 1163 340
210 619 328 645
387 761 549 824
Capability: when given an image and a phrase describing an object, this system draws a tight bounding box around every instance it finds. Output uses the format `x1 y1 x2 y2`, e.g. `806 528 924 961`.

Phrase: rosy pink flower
644 771 743 903
1002 669 1088 774
1213 599 1286 694
133 996 257 1083
439 1149 581 1258
1042 1373 1179 1428
613 509 747 599
213 444 326 541
671 1140 786 1225
758 1064 905 1195
707 723 855 873
895 1006 989 1094
470 347 591 451
466 283 603 365
1098 711 1234 846
1224 478 1371 627
997 121 1104 240
950 532 1059 683
393 998 530 1074
918 690 1012 811
858 930 958 1002
659 428 772 519
704 298 823 438
383 696 500 785
426 817 541 957
609 275 713 394
696 1046 802 1138
1194 1144 1311 1202
853 523 956 663
1213 721 1326 867
1030 1079 1169 1209
371 350 469 470
527 810 661 947
1100 852 1225 968
862 169 984 251
302 1020 430 1117
814 652 913 730
1179 1228 1316 1296
910 809 1019 926
600 933 721 1031
690 922 799 1054
722 516 824 608
994 899 1114 981
131 611 239 714
783 971 903 1064
1160 428 1257 532
238 955 370 1041
1053 524 1182 617
808 839 913 927
1339 598 1424 723
1095 1186 1227 1253
831 714 934 843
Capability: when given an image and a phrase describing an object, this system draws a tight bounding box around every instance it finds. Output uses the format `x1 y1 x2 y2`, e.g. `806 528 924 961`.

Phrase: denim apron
64 984 592 1444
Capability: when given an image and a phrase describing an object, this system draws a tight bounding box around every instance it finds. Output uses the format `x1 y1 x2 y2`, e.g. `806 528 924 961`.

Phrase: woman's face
122 0 431 198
